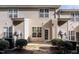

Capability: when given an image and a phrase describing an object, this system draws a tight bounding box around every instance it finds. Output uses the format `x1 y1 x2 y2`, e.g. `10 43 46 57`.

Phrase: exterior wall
58 10 79 42
18 8 55 19
0 8 58 42
0 10 12 38
74 26 79 32
13 21 24 39
17 8 56 41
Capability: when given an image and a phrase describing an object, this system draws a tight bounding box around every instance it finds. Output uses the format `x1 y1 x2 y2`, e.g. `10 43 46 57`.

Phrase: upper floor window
71 13 79 17
75 13 79 16
39 9 49 18
9 9 18 18
71 13 79 21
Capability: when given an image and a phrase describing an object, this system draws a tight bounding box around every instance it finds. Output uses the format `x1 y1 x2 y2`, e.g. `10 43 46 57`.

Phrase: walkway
26 43 52 54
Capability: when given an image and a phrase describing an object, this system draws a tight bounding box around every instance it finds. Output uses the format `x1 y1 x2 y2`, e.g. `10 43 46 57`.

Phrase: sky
0 0 78 5
0 0 78 9
60 5 79 9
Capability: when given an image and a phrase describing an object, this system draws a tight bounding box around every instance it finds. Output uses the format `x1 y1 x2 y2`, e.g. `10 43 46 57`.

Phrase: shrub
51 39 75 53
51 38 64 46
16 39 28 49
0 40 9 50
62 41 74 53
63 41 73 50
5 38 14 49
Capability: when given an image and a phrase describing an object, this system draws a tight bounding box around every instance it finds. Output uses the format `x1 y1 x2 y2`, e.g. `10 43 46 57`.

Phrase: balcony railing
58 14 79 21
11 18 24 21
58 14 72 19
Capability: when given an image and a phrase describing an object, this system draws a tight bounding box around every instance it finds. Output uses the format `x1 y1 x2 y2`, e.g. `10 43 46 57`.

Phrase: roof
58 9 79 13
0 5 60 8
60 5 79 9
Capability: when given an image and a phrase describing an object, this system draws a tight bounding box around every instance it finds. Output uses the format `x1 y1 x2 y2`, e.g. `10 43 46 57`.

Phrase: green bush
63 41 73 50
51 39 75 53
5 38 14 48
16 39 28 49
51 38 64 46
0 40 9 50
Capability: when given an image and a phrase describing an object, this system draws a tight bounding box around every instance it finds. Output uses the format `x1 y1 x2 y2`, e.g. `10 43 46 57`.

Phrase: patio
26 43 52 54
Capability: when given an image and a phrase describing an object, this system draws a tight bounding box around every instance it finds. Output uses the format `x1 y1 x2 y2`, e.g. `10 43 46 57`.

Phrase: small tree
16 39 28 49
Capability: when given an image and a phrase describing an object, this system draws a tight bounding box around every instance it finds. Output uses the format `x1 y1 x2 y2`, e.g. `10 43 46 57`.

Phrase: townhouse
0 5 79 43
57 9 79 43
0 5 60 42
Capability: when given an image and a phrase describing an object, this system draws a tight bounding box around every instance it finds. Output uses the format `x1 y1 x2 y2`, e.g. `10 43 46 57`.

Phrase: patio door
44 28 50 40
4 26 13 38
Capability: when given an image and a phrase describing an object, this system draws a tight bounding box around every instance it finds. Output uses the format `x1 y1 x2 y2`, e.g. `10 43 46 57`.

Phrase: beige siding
0 8 58 42
14 21 24 39
18 8 56 41
18 8 55 19
0 10 12 38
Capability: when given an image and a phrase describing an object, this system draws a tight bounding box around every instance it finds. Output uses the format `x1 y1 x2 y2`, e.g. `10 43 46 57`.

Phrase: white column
24 18 29 39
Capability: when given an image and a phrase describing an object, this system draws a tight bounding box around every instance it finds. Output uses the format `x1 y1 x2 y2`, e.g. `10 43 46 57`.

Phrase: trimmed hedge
5 38 14 49
16 39 28 48
51 38 64 46
0 40 9 50
51 39 76 53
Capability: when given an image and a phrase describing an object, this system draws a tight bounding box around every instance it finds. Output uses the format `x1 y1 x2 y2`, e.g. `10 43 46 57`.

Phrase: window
39 9 49 18
9 9 18 18
69 31 75 40
75 13 79 21
71 13 79 21
32 27 42 37
32 27 36 37
4 27 8 38
4 26 13 38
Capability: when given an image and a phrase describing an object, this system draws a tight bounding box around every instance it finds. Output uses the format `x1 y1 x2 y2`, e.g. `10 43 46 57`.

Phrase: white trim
12 25 14 35
24 18 29 39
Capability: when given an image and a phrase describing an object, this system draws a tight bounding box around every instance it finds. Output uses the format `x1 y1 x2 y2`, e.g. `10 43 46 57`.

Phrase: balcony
58 14 73 21
11 18 24 21
11 18 24 26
